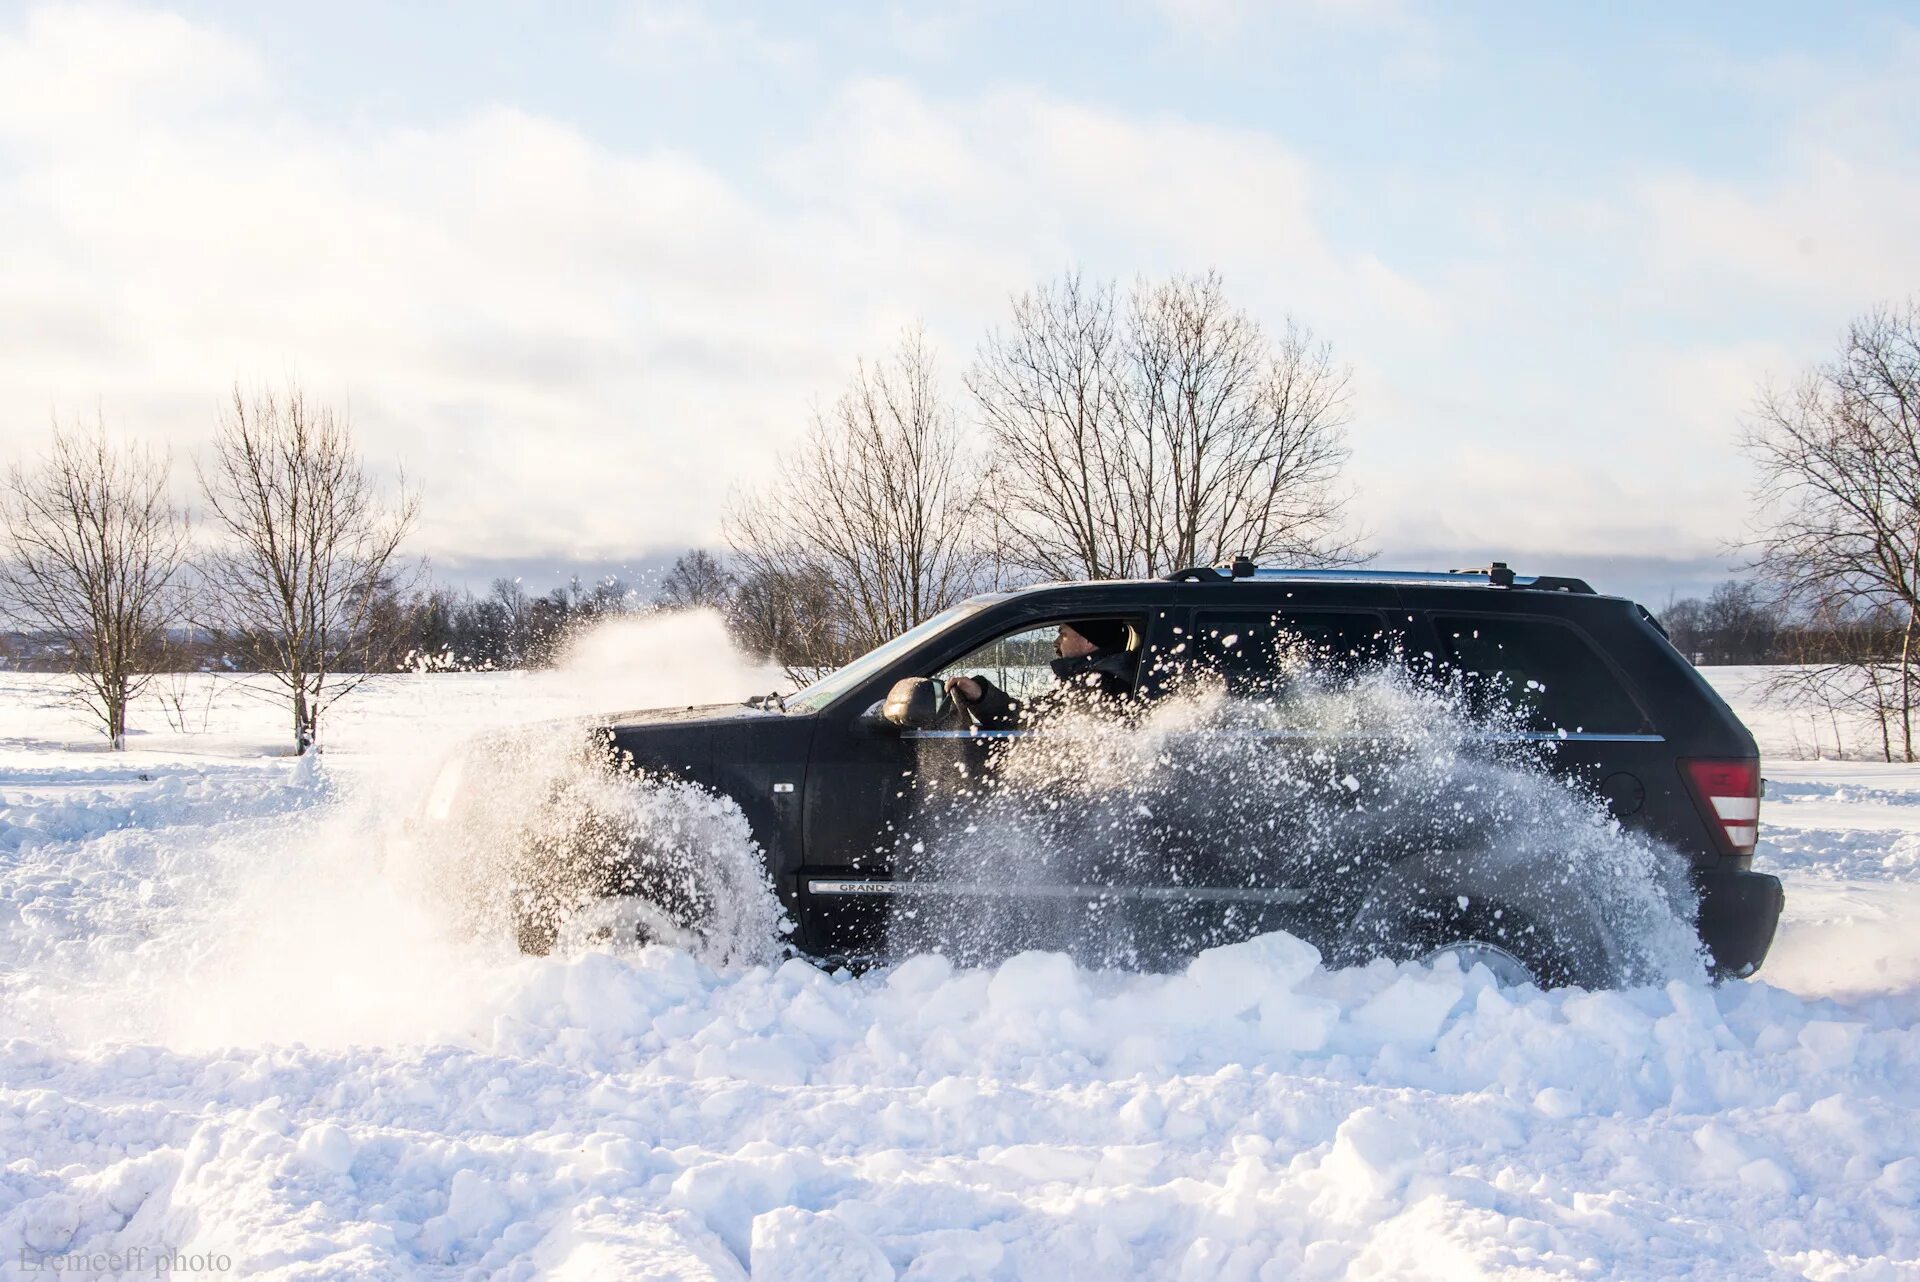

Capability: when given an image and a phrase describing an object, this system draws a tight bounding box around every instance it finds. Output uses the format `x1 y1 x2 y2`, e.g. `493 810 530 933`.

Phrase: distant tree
471 577 532 668
389 581 465 670
198 385 419 753
727 328 987 670
1701 581 1778 664
1743 298 1920 760
970 270 1361 580
581 575 639 619
0 422 189 747
1660 595 1709 663
526 586 577 664
1660 581 1780 665
656 549 735 612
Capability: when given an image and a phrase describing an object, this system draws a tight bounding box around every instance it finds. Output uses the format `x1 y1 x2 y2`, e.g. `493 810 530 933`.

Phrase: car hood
602 701 785 731
603 701 812 780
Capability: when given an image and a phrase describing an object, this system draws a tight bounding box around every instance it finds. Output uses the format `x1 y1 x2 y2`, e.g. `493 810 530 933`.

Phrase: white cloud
0 3 262 126
1635 36 1920 316
1640 160 1920 316
615 0 810 75
0 10 1435 567
1151 0 1416 36
781 79 1444 336
3 3 1906 588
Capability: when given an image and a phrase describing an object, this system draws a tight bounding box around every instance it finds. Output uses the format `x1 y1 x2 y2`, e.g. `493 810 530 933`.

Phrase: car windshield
783 602 989 713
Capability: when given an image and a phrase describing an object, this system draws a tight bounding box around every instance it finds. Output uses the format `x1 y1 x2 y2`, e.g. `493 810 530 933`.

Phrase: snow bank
4 644 1920 1277
3 931 1919 1278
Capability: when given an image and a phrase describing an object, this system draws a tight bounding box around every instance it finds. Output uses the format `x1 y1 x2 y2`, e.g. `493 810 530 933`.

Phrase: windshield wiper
744 690 788 712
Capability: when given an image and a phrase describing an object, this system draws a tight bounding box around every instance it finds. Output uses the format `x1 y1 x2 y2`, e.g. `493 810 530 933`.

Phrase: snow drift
2 638 1918 1278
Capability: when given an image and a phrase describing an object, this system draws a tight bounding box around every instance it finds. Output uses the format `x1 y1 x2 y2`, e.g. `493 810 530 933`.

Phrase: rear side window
1191 610 1399 696
1432 614 1647 733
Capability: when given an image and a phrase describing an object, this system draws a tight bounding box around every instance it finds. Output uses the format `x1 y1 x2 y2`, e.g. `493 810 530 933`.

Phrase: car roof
972 565 1629 605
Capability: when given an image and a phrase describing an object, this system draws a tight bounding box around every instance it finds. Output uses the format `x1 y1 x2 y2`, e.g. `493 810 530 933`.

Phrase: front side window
933 617 1143 700
1432 614 1647 734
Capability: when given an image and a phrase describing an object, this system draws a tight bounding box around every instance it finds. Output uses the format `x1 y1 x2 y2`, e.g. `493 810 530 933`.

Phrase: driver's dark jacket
959 649 1136 729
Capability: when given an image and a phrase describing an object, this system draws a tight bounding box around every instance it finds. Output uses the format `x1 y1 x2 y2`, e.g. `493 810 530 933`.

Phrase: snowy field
2 622 1918 1280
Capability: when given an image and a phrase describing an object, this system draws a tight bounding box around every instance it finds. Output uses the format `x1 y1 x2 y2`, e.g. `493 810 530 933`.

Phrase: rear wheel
1387 899 1594 988
1420 937 1536 987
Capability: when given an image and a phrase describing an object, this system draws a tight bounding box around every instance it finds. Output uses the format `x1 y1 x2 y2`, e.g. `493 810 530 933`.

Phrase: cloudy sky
3 1 1917 603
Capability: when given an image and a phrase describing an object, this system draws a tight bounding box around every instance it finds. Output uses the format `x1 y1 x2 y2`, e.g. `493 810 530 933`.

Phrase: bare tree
1744 299 1920 760
475 577 533 668
727 563 855 680
726 329 988 673
0 421 189 747
656 549 735 612
1760 600 1902 760
199 385 419 753
970 270 1360 580
968 274 1133 579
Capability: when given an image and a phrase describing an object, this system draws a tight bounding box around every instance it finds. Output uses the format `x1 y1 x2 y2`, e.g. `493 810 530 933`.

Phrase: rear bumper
1694 868 1784 979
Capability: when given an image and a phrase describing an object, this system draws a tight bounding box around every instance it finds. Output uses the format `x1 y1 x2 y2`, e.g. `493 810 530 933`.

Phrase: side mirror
882 677 940 729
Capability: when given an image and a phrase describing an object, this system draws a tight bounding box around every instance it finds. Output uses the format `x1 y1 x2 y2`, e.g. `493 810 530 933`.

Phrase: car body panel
606 704 816 922
583 572 1781 978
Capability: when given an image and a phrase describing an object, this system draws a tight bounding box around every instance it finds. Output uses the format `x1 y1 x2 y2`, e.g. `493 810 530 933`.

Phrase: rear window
1191 610 1400 696
1432 614 1647 734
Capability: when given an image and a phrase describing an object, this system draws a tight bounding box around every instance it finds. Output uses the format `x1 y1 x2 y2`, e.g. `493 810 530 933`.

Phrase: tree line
6 274 1919 760
0 270 1361 749
1655 578 1911 669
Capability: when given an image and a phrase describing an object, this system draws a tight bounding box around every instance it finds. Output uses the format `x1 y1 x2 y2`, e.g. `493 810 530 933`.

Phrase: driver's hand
946 675 983 704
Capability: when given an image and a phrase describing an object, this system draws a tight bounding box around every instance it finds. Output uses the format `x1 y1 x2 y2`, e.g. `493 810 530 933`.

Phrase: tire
1384 899 1597 989
511 858 702 956
507 779 719 956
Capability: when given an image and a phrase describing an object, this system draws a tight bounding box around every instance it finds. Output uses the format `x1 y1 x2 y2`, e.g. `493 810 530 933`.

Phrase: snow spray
890 660 1705 985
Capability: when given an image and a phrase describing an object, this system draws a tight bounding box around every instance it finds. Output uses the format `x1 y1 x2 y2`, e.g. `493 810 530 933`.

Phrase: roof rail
1515 575 1595 594
1161 559 1596 594
1466 561 1518 588
1163 555 1256 583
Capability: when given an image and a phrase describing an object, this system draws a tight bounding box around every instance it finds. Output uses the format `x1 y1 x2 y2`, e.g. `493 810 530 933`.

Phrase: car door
887 616 1152 961
1424 609 1663 824
798 605 1176 963
1142 602 1413 951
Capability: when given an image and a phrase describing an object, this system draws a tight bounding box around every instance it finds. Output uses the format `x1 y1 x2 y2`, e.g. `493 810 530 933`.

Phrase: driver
944 619 1135 729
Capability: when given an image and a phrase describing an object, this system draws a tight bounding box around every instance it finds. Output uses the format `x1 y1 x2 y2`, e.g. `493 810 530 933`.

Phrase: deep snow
2 627 1918 1280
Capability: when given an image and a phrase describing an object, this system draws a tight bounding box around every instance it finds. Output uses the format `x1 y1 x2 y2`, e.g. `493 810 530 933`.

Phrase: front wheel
511 858 712 956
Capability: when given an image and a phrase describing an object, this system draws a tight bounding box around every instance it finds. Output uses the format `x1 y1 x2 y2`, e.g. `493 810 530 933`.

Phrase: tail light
1680 758 1760 855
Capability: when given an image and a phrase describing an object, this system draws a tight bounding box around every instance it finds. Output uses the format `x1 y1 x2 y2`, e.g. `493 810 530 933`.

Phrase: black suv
488 564 1783 985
